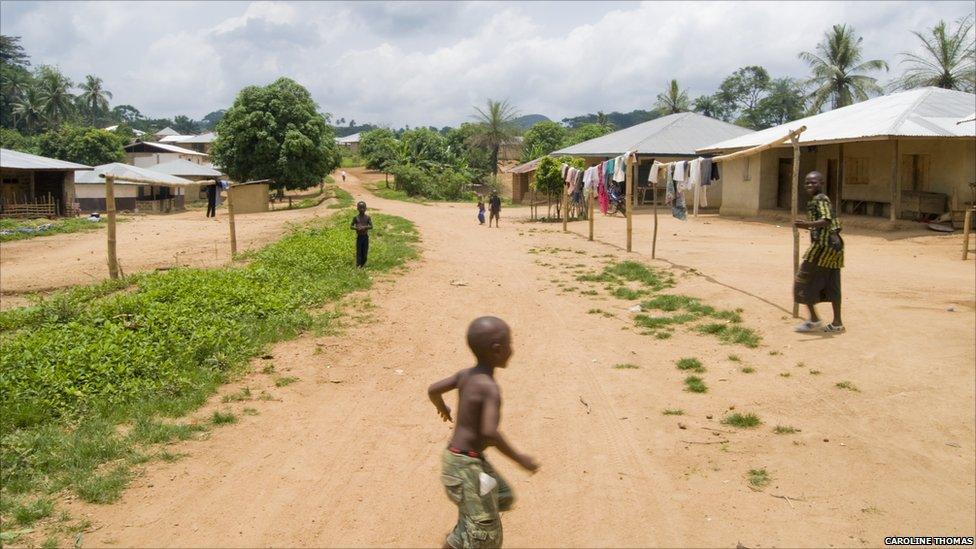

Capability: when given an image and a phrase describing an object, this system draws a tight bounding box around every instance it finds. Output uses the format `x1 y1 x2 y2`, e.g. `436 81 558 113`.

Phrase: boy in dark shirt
350 201 373 268
488 193 501 228
428 316 538 548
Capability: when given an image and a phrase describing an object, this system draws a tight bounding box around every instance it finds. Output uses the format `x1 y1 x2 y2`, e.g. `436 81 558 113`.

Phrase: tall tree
211 77 339 191
12 87 43 134
716 66 771 127
35 65 74 127
469 98 520 177
520 120 567 162
654 80 690 114
692 94 727 120
0 35 30 69
754 78 808 127
893 15 975 92
2 67 32 130
78 75 112 126
798 24 889 112
111 104 142 124
199 109 226 131
172 115 198 134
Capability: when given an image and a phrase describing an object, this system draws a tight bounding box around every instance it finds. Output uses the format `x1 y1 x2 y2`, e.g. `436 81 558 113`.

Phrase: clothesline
647 157 721 220
558 151 637 217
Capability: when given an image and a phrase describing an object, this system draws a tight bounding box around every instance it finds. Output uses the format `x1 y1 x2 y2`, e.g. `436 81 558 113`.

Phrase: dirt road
70 168 974 547
0 200 334 308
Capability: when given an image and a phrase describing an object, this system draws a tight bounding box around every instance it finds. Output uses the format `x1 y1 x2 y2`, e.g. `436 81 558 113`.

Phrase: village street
64 168 975 548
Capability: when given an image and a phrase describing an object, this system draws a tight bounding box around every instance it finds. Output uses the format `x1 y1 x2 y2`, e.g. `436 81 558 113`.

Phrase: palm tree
693 95 722 118
13 87 44 134
893 15 975 92
654 80 690 114
799 24 889 112
79 75 112 126
36 66 74 127
2 69 32 130
470 98 520 177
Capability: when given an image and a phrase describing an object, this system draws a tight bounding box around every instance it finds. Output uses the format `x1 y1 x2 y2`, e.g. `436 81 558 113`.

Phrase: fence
0 194 58 219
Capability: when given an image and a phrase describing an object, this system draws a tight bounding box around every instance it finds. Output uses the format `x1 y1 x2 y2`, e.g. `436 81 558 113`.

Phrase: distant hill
561 109 661 130
512 114 551 129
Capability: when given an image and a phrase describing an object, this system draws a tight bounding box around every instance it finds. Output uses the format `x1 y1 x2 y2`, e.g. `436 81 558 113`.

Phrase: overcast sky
2 1 973 127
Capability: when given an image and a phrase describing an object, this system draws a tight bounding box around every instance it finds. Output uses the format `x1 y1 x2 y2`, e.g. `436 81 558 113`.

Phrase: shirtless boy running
428 316 539 548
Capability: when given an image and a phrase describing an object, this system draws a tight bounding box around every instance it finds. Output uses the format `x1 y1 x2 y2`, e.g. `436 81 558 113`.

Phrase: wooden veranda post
625 153 633 252
105 175 119 279
561 182 569 232
791 136 801 318
651 178 659 259
588 189 594 241
890 139 900 222
226 184 237 256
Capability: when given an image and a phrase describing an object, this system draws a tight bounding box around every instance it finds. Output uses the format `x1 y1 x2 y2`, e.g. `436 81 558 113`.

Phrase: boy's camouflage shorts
441 449 514 549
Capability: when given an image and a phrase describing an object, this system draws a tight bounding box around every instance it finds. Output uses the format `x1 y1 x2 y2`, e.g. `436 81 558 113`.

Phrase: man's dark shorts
794 260 841 304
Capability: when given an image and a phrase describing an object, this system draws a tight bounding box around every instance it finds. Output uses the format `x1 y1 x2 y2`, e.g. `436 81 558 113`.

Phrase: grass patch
684 375 708 393
577 261 674 292
221 387 252 403
611 286 645 300
662 409 684 416
694 323 761 348
836 381 859 392
211 410 237 425
655 332 672 339
809 369 821 375
740 366 756 374
675 358 705 373
0 216 125 243
722 413 762 428
773 425 799 434
728 354 741 362
242 407 259 416
747 468 771 489
779 372 791 378
0 212 419 511
612 363 640 370
13 497 53 526
327 186 354 209
274 376 299 387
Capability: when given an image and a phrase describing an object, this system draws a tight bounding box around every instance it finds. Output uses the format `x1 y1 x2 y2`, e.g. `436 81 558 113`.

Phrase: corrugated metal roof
553 112 754 157
699 87 976 153
154 126 179 136
1 148 92 171
147 158 222 177
159 132 216 144
102 125 145 136
75 163 194 186
506 157 544 174
124 141 208 156
336 132 361 144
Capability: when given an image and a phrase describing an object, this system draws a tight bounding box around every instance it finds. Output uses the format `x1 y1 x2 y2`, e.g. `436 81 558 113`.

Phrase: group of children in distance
477 192 502 227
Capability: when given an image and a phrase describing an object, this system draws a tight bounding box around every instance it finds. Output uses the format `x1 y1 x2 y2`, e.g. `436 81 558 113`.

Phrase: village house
336 132 362 154
0 148 91 217
147 158 223 202
124 141 210 168
698 87 976 223
159 132 217 155
516 112 754 208
74 162 194 213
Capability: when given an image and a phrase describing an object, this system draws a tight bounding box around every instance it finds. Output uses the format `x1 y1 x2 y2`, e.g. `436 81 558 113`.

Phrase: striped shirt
803 194 844 269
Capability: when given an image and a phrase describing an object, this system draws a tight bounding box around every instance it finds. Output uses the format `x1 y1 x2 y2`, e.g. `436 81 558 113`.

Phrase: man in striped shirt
793 171 845 333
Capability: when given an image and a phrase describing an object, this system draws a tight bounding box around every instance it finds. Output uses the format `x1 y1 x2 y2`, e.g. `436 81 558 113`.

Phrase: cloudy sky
2 1 972 127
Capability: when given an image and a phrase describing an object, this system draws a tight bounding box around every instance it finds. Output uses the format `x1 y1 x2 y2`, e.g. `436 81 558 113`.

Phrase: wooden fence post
106 175 119 279
227 185 237 257
652 179 659 259
625 154 633 252
562 183 569 233
791 137 801 318
588 189 594 241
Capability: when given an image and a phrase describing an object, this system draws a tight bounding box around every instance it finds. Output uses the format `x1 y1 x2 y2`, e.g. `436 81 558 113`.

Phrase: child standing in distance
477 197 486 225
350 201 373 268
428 316 539 548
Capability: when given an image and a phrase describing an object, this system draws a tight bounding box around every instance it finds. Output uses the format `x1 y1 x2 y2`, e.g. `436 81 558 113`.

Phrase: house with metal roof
74 162 195 213
547 112 754 209
159 132 217 154
698 87 976 221
1 148 92 217
124 141 210 170
148 158 224 203
154 126 179 138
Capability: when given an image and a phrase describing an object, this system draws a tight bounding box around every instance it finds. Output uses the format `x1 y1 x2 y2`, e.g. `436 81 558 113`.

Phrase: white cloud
1 0 972 126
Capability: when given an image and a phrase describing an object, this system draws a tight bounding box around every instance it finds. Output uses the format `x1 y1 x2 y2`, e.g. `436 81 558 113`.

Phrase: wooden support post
963 207 973 261
837 143 845 208
693 166 700 218
227 185 237 257
625 154 633 252
561 183 569 233
652 180 659 259
791 137 801 318
105 175 119 279
890 139 900 222
588 189 594 241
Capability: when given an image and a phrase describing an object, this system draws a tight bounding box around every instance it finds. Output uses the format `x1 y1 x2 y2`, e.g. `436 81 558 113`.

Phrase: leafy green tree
0 35 30 69
799 24 889 112
565 123 612 146
2 66 33 130
693 94 729 120
754 78 807 127
360 128 402 184
444 122 492 180
78 75 112 126
469 98 520 177
400 127 450 169
111 104 142 124
716 66 771 128
654 80 691 115
893 15 975 92
532 155 584 219
0 127 37 153
521 120 567 161
199 109 226 131
211 78 339 191
172 115 198 134
35 125 125 165
35 65 74 127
